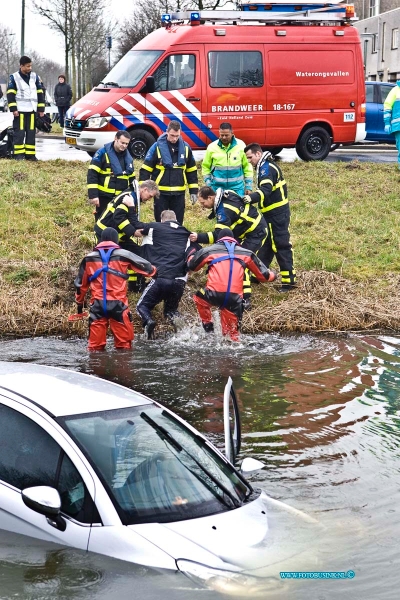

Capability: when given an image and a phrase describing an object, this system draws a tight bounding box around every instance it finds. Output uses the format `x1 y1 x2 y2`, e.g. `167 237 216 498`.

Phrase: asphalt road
33 137 398 164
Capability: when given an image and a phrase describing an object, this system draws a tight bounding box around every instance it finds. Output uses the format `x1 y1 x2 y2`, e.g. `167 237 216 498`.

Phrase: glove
190 194 198 205
243 195 252 204
384 124 391 134
77 303 84 314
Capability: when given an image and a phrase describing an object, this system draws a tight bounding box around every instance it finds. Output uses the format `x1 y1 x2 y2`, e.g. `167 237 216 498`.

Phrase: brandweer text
211 105 264 112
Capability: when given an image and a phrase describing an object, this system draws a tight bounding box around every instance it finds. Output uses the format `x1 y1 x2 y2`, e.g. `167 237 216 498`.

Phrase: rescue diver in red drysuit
186 228 276 341
74 227 156 351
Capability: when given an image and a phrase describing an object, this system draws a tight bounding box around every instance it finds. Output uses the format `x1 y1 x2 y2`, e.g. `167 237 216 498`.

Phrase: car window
208 51 263 88
0 403 98 524
61 405 251 525
381 85 394 103
365 85 374 103
153 54 196 91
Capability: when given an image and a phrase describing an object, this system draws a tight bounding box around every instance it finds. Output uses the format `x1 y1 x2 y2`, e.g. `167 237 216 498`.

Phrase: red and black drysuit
75 241 156 351
187 235 275 341
197 189 268 299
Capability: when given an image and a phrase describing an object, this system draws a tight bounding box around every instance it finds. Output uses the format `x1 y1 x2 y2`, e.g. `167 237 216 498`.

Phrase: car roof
0 362 152 417
366 82 395 86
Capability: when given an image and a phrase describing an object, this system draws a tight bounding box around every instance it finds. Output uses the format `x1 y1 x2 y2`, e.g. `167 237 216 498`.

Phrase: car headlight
176 560 282 596
86 117 111 129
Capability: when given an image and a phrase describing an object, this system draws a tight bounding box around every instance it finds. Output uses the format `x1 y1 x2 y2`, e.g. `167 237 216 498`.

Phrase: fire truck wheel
296 126 331 162
128 129 156 159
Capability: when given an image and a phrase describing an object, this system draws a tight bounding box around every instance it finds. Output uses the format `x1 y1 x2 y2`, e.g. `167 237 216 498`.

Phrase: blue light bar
191 12 200 20
161 13 171 23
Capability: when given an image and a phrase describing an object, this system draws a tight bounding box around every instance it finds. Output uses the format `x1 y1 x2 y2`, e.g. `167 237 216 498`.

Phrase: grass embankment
0 158 399 337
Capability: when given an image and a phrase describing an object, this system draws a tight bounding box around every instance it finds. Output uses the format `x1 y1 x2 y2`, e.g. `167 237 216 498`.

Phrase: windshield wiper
140 412 240 509
162 410 253 499
100 81 120 88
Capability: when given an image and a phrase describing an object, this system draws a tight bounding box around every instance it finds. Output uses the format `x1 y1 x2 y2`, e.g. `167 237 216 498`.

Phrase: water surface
0 330 399 599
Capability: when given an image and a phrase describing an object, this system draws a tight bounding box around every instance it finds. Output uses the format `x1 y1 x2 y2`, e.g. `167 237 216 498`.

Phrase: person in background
187 228 276 342
54 75 72 128
74 227 156 351
136 210 198 339
87 130 135 221
383 79 400 170
244 144 296 292
202 122 253 196
139 120 198 225
6 55 45 161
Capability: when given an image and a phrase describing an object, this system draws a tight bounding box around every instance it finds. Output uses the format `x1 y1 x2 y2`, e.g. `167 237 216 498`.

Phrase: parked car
0 362 294 594
44 91 59 123
365 81 396 143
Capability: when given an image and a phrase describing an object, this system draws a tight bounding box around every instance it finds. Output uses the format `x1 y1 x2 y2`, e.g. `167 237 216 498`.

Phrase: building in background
353 1 400 82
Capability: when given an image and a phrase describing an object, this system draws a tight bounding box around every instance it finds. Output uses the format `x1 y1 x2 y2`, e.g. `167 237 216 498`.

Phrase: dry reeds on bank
0 263 399 338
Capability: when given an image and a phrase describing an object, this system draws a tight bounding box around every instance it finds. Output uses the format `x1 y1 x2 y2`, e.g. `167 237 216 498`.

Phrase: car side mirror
240 457 265 474
22 486 66 531
22 485 61 516
145 76 155 94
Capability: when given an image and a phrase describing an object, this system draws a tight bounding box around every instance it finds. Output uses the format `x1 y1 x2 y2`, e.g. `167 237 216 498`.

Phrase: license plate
66 137 76 145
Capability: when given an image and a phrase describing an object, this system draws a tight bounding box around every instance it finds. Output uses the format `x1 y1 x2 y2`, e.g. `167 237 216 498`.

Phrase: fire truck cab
64 0 366 161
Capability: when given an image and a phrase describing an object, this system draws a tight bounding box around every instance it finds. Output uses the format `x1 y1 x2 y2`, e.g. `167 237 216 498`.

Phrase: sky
0 0 131 67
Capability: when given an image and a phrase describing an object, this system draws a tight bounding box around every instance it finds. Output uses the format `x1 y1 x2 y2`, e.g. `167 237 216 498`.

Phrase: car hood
66 89 134 122
128 491 322 577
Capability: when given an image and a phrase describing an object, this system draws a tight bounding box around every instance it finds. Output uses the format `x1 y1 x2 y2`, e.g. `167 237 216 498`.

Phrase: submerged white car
0 362 288 592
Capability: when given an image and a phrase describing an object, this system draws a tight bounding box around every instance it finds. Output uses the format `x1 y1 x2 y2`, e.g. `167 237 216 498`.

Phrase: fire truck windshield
101 50 164 88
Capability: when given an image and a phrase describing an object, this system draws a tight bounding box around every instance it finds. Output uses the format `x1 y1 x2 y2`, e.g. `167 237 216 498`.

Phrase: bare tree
32 0 109 99
27 51 64 97
0 26 20 79
117 0 232 60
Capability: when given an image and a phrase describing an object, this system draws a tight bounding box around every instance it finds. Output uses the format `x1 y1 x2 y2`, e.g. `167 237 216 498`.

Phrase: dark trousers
57 105 69 128
13 112 36 160
136 278 186 324
154 193 185 225
258 207 296 287
240 226 268 299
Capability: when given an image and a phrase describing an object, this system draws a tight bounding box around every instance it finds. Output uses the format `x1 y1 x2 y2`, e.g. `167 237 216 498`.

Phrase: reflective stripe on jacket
384 85 400 134
94 190 144 244
202 137 253 196
87 146 135 200
139 139 198 195
7 71 44 112
197 190 267 245
249 152 288 213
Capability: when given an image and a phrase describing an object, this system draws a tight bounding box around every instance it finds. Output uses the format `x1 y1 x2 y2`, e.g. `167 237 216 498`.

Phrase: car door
365 83 379 140
0 396 99 549
223 377 241 464
379 84 396 143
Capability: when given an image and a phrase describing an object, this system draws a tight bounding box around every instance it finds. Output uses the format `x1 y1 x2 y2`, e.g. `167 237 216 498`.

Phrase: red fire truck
64 0 366 161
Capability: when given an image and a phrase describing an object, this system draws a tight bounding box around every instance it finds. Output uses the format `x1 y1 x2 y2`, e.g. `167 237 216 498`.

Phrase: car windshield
60 405 250 524
99 50 163 88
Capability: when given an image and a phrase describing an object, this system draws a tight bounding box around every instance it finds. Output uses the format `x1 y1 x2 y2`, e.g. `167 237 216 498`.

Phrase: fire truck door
205 45 267 145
